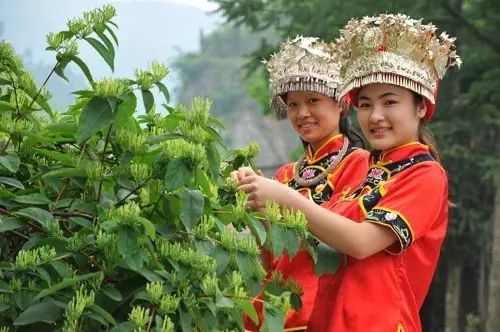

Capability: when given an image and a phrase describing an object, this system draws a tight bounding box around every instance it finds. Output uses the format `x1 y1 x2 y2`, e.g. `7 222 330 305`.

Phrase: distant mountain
0 0 220 104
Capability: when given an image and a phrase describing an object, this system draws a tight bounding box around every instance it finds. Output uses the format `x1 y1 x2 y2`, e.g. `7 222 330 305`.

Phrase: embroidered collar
373 142 430 165
307 134 344 163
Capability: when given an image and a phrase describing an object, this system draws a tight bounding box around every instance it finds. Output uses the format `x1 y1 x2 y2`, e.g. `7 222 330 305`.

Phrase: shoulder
388 160 448 194
336 148 370 172
274 163 295 183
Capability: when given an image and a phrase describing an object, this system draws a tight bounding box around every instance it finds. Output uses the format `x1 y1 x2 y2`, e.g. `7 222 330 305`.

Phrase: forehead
287 90 325 99
358 83 409 98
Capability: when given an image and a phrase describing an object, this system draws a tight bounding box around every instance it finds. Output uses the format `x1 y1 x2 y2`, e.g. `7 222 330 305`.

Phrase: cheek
357 112 370 130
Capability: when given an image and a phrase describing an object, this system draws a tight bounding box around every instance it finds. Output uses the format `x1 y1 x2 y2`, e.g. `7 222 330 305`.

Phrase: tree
0 5 333 330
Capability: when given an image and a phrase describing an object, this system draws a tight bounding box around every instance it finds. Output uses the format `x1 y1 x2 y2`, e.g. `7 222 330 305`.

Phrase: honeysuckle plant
0 5 335 331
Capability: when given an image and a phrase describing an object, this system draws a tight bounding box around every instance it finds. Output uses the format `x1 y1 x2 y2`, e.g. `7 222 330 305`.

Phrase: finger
237 168 244 181
239 175 257 186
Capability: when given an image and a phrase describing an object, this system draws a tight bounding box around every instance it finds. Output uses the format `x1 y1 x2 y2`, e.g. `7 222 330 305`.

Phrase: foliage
0 5 332 331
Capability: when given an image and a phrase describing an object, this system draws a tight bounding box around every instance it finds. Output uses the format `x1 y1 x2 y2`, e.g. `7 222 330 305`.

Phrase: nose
297 104 311 118
369 104 384 123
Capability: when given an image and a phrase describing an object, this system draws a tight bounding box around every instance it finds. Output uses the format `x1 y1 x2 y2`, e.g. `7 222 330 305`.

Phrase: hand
238 174 292 211
229 166 260 185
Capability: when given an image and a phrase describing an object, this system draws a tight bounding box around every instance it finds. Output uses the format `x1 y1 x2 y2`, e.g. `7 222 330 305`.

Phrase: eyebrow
358 92 398 101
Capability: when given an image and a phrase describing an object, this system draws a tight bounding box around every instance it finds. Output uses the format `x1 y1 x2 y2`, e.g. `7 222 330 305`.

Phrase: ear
416 100 427 119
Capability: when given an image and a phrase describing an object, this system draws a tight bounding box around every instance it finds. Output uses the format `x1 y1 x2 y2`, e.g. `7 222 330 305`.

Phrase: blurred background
1 0 499 331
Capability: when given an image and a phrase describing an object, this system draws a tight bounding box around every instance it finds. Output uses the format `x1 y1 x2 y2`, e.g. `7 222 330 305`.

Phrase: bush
0 5 330 331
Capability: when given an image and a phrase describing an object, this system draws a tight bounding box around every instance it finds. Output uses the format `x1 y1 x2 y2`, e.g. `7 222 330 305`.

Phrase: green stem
7 71 21 114
97 123 114 202
26 61 59 112
116 176 153 205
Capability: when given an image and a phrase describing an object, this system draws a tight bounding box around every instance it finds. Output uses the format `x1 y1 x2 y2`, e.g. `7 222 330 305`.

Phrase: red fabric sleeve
364 162 448 254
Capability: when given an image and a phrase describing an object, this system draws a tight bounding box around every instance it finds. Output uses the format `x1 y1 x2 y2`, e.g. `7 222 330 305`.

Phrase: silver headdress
335 14 461 121
265 36 341 118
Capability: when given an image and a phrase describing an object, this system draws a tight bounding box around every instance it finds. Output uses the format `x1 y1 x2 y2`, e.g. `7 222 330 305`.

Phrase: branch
26 61 59 112
52 211 95 219
116 176 153 205
441 1 500 56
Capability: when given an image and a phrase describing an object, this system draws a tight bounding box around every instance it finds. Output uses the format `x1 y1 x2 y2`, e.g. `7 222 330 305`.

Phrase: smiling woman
238 36 370 332
356 83 426 152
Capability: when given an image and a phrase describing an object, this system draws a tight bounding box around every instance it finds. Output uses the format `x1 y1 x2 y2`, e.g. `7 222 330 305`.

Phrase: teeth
371 127 390 133
300 123 317 128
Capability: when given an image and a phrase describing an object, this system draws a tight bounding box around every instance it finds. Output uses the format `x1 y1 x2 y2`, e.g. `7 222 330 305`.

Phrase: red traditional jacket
308 142 449 332
244 134 370 331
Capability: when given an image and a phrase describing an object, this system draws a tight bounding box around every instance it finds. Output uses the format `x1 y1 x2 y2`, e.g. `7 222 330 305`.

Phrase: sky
0 0 222 103
111 0 218 11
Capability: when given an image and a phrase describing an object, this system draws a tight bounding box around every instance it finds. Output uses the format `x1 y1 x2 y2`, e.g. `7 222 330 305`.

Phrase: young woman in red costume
240 36 369 331
237 14 461 331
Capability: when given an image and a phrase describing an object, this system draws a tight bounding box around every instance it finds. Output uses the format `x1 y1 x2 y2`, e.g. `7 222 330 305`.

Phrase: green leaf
212 246 230 273
269 223 286 258
117 225 139 257
195 168 212 197
0 153 20 173
96 30 115 57
16 207 55 227
14 300 62 325
141 89 154 113
105 24 119 46
180 309 193 332
206 144 221 180
139 217 156 239
215 291 234 308
236 252 254 279
70 55 94 83
114 92 139 133
313 242 341 276
155 81 170 103
180 189 204 230
42 167 87 178
35 148 75 166
77 96 114 145
14 193 51 205
89 303 118 326
54 59 70 81
241 299 259 325
69 216 93 230
262 302 285 332
284 228 300 258
164 157 192 191
84 37 114 71
0 176 24 189
0 100 16 112
0 217 24 233
248 215 266 245
102 285 123 301
34 272 100 301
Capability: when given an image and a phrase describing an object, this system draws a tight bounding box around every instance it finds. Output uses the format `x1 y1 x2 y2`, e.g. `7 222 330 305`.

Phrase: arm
239 175 397 260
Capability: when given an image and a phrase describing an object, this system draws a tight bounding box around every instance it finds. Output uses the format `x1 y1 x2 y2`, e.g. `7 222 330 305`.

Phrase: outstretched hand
229 166 261 184
238 173 293 211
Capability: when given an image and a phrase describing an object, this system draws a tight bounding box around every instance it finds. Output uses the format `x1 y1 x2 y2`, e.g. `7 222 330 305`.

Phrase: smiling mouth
370 127 391 133
299 122 318 129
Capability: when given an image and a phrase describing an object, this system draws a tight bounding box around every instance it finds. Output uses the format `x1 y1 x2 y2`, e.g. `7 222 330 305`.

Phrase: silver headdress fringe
334 13 461 103
265 36 341 118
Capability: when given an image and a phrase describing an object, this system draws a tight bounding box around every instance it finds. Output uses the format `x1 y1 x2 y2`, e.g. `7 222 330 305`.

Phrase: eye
384 99 398 106
308 98 320 104
287 101 298 108
358 102 371 109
